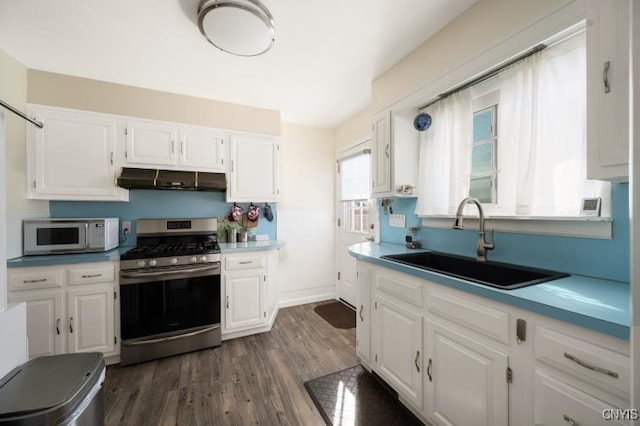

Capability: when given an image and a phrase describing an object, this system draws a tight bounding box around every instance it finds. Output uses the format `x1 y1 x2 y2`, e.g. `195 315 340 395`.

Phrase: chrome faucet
453 197 495 262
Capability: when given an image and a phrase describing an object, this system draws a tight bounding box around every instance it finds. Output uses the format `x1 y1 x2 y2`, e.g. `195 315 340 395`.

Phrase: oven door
119 263 221 341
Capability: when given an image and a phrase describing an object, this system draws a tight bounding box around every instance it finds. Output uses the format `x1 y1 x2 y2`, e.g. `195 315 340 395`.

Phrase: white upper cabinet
124 120 227 172
227 133 280 202
179 125 226 171
586 0 630 181
124 120 178 166
27 104 128 201
372 110 419 197
372 112 392 194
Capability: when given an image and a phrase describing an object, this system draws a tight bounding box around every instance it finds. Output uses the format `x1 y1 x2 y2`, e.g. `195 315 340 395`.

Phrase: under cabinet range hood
116 168 227 192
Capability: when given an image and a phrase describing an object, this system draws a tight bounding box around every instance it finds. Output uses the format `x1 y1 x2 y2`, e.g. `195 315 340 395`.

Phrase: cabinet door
67 285 115 354
9 290 64 358
224 271 266 331
356 265 371 364
228 133 280 202
179 126 226 172
586 0 630 181
534 371 627 426
372 111 391 194
125 120 178 166
373 295 423 408
425 320 508 426
27 105 126 201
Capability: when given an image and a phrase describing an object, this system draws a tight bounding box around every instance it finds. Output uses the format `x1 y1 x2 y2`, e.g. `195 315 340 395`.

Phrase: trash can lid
0 352 104 419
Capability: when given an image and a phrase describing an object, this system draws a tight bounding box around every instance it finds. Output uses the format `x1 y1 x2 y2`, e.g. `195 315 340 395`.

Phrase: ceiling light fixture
198 0 275 57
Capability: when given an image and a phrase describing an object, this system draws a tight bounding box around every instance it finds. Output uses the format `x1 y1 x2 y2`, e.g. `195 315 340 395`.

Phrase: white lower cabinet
222 252 270 335
372 271 424 410
67 285 115 354
224 271 265 331
356 261 631 426
10 289 64 358
425 319 508 426
534 371 627 426
8 262 119 359
356 265 372 364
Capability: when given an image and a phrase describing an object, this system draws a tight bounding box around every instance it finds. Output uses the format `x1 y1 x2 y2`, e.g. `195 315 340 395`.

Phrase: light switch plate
389 214 406 228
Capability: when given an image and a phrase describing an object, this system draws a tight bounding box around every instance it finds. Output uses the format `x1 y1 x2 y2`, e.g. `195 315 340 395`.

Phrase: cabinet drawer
9 267 65 291
534 371 628 426
225 254 266 270
428 291 510 344
68 263 116 285
534 326 630 398
376 272 423 308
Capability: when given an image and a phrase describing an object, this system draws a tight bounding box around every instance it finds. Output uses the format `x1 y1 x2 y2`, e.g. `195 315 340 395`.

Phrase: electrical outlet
122 221 131 233
389 214 406 228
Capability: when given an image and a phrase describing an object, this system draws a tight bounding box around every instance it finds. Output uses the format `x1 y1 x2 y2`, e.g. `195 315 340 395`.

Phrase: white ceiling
0 0 476 127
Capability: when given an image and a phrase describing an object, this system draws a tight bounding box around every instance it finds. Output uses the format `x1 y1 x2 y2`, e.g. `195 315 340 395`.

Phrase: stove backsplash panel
49 190 277 247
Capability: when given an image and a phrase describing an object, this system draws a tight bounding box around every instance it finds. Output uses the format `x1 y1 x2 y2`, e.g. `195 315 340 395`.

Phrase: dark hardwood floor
104 302 358 425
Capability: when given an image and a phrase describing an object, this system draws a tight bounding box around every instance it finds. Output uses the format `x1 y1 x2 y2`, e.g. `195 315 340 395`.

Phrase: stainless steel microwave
23 218 119 256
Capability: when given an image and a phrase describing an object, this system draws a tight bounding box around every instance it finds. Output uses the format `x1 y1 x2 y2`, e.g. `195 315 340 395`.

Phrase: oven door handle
122 325 220 346
120 264 220 279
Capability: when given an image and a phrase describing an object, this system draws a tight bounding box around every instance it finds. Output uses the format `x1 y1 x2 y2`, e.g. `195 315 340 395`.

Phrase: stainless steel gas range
119 218 221 366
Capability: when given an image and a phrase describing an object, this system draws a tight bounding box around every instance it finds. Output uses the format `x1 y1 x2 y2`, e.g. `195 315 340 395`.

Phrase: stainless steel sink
380 251 569 290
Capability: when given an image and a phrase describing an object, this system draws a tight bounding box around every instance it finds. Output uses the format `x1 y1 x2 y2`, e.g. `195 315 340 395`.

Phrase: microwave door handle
84 223 89 248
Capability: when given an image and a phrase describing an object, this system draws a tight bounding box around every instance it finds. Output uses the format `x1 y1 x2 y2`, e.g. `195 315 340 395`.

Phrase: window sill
420 215 613 240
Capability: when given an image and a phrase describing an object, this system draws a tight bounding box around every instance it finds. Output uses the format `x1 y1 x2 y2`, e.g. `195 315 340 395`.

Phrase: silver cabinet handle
56 318 60 335
563 414 579 426
238 261 253 265
226 296 229 309
81 274 102 278
384 144 390 159
359 305 364 322
69 317 74 333
24 278 46 284
427 358 433 382
563 352 619 378
603 60 611 93
415 351 420 373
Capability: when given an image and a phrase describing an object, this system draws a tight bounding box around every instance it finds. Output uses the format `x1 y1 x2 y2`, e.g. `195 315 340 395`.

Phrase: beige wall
335 0 572 137
277 122 337 305
333 107 372 151
1 50 48 261
28 70 281 136
372 0 572 113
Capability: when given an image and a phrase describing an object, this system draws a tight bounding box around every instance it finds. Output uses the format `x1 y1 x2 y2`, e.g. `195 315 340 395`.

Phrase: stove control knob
190 256 198 263
149 259 158 267
200 256 208 262
170 258 179 265
137 260 146 268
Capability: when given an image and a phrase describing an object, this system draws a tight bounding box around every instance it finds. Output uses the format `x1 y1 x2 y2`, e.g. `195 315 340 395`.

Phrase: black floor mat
314 301 356 329
304 364 425 425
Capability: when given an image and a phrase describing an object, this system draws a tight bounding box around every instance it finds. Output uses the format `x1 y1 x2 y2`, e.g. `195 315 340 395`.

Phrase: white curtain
416 31 601 217
501 32 591 216
340 152 371 201
415 90 472 215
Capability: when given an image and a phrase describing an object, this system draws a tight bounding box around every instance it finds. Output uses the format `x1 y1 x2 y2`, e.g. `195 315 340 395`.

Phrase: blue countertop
7 240 285 268
349 242 630 340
